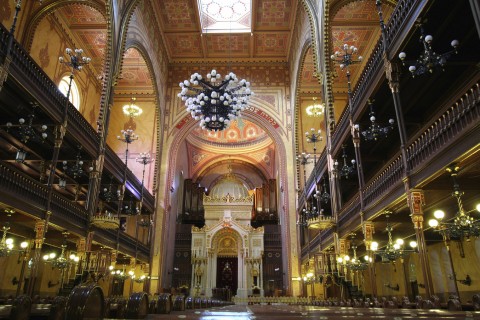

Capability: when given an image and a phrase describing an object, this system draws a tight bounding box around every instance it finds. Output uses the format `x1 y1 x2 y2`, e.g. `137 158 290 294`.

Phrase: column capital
407 189 426 229
362 221 375 250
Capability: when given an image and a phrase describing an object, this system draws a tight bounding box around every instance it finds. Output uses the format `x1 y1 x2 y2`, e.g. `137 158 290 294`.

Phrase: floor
144 304 480 319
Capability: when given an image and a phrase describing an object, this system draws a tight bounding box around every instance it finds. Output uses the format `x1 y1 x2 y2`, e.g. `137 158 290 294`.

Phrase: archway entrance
217 257 238 295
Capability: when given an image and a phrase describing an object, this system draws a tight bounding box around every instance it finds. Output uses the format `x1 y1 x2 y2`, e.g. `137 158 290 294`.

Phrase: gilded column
362 221 377 297
407 189 434 297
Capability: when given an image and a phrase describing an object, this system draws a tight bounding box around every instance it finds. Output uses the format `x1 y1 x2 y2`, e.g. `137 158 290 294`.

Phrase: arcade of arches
0 0 479 313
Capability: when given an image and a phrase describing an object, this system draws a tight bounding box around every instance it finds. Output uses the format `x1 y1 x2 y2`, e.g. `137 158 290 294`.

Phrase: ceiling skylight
198 0 252 33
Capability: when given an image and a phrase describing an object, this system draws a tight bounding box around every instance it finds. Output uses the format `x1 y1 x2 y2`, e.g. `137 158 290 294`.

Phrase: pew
156 293 172 314
126 292 149 319
473 293 480 311
30 296 67 320
65 283 105 319
0 295 32 320
173 295 186 311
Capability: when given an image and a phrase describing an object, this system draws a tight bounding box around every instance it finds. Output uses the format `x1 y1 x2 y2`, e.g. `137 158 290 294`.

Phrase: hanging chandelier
178 69 253 131
337 243 368 271
305 98 324 117
122 97 143 118
428 165 480 240
371 212 417 263
356 100 395 141
43 232 79 269
398 23 458 77
335 145 356 179
0 222 28 257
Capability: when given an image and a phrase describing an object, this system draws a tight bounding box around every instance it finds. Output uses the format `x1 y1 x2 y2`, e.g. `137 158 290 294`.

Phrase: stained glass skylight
198 0 252 33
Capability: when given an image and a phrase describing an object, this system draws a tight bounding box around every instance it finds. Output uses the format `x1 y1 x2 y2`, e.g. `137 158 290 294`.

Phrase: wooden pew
126 292 149 319
65 283 105 319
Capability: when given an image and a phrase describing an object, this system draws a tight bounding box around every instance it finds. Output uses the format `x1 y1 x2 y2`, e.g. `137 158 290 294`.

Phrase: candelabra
428 165 480 240
178 69 253 131
109 265 130 280
62 146 92 179
58 48 91 101
334 145 356 179
398 23 459 77
117 129 138 168
296 152 315 226
43 232 79 269
355 100 395 141
103 176 120 202
4 103 48 163
122 199 139 216
371 212 417 263
122 97 143 118
331 43 363 113
0 222 28 257
305 98 325 117
319 177 330 204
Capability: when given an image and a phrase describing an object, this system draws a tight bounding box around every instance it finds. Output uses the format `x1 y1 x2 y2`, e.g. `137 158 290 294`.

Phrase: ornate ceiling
153 0 296 63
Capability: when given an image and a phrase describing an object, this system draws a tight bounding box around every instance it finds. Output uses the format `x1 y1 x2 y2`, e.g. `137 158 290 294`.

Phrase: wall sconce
11 277 19 285
48 280 59 288
384 283 400 291
454 274 472 286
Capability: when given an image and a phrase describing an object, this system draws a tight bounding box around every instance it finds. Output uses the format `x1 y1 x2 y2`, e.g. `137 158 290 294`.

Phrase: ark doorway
216 257 238 296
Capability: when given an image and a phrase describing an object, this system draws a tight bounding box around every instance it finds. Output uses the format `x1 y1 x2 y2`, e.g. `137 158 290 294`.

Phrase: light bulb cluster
59 48 91 71
371 226 417 263
331 44 363 70
43 248 79 269
178 69 253 131
0 225 28 257
398 26 458 77
117 128 139 144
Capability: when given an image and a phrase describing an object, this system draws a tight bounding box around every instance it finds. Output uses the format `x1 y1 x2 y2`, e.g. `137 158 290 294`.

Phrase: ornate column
26 219 48 297
362 221 377 297
407 189 434 297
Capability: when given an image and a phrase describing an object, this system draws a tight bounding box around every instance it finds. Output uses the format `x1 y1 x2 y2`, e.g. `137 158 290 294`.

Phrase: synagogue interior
0 0 479 319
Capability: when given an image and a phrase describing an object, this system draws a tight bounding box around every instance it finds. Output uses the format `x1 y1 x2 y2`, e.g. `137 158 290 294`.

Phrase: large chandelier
371 213 417 263
398 23 458 77
428 165 480 240
305 98 324 117
122 97 143 118
178 69 253 131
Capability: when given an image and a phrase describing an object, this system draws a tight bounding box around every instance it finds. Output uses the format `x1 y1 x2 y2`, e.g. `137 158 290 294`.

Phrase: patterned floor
144 304 480 319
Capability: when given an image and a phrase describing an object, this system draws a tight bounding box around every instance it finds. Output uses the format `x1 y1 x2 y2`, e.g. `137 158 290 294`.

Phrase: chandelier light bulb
434 209 445 220
409 241 417 248
395 238 404 246
371 241 379 251
5 238 13 245
20 241 28 249
428 219 439 228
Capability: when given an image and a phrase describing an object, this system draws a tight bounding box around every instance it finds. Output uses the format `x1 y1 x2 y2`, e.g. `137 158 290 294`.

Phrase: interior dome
210 174 249 198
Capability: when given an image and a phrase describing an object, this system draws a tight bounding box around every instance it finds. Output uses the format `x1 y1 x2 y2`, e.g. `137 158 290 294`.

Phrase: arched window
58 76 80 110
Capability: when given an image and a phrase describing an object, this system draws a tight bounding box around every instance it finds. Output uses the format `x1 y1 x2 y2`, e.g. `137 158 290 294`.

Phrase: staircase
345 280 363 299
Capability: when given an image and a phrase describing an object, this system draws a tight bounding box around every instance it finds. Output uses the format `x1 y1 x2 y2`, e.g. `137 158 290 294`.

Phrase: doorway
217 257 238 295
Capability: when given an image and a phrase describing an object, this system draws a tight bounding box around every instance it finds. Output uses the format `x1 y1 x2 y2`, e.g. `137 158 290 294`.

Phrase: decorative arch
210 228 243 257
121 40 161 191
21 0 107 52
